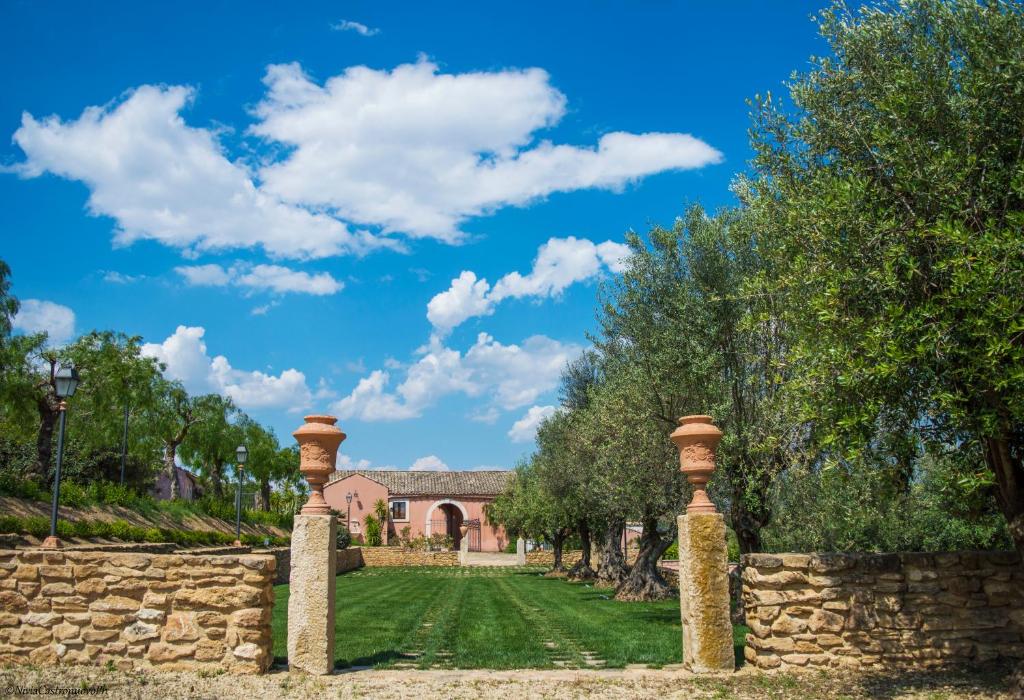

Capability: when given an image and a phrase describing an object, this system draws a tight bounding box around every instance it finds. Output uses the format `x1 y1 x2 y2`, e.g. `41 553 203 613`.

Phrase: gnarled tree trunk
546 529 570 576
567 520 595 580
985 433 1024 561
210 460 225 500
35 396 59 482
163 442 180 500
615 514 674 601
258 478 272 512
595 520 629 588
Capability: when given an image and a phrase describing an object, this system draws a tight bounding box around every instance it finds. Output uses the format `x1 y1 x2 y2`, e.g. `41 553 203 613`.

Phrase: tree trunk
595 520 629 588
547 530 568 576
984 434 1024 560
34 397 59 481
731 498 764 555
259 478 271 512
211 461 224 500
567 521 595 580
615 515 674 601
163 442 180 500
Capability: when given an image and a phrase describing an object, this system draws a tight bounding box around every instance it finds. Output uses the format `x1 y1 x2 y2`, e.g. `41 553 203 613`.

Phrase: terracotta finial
293 415 347 515
670 415 722 515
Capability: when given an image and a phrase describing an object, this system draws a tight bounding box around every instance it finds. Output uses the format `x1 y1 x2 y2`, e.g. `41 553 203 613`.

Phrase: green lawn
271 566 748 669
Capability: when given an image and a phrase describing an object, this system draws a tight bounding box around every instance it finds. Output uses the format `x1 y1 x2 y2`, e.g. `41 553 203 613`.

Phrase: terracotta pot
293 415 347 515
669 415 722 515
459 524 470 537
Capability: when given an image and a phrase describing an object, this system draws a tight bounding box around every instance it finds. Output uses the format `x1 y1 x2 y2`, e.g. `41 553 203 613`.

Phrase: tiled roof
327 469 513 497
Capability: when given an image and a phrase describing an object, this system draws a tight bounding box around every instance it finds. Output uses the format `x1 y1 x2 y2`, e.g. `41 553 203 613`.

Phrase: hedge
0 514 289 548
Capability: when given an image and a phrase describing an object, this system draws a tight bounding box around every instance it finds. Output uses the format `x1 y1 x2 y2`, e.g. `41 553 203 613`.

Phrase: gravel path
0 664 1015 699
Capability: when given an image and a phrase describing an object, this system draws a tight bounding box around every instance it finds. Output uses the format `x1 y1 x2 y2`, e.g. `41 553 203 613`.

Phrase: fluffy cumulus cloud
12 299 76 346
9 60 719 262
253 59 722 242
175 262 343 295
332 333 580 422
410 455 449 472
508 405 558 443
427 236 631 334
141 325 312 411
10 86 383 260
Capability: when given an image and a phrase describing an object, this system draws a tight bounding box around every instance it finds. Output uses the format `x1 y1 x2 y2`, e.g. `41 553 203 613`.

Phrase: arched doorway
425 499 467 550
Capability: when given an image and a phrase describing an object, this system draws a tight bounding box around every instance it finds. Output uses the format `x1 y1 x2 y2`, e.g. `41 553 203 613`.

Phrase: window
390 499 409 522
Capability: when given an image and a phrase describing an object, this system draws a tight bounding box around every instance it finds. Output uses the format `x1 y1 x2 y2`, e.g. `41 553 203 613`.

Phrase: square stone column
459 530 469 565
516 537 526 565
288 514 336 674
678 512 735 672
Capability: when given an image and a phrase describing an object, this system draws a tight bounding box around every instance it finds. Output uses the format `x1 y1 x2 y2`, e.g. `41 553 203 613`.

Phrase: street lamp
42 365 80 550
234 444 248 546
345 491 353 532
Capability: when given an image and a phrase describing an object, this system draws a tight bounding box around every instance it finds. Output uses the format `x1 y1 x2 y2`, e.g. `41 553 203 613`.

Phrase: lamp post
42 365 80 550
345 491 353 532
234 444 248 546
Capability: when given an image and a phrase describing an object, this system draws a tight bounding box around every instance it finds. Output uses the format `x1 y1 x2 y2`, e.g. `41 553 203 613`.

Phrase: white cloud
10 62 718 262
12 299 76 346
252 59 722 242
176 264 233 287
410 455 449 472
508 405 557 443
427 236 631 334
331 19 380 36
426 271 493 336
331 332 580 422
141 325 312 411
175 262 343 296
11 85 386 260
102 271 143 284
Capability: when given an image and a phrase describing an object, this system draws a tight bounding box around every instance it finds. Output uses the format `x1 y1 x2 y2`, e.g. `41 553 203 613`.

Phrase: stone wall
358 547 459 567
0 548 275 674
336 548 363 574
254 547 290 585
742 550 1024 671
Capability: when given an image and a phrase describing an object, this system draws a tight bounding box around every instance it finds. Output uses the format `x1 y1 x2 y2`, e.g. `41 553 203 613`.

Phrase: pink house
323 470 514 552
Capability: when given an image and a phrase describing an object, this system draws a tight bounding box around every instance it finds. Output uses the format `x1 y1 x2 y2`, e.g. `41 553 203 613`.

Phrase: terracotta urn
293 415 347 515
459 524 470 537
669 415 722 515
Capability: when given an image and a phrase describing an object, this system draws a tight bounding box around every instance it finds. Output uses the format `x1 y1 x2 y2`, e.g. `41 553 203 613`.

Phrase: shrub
336 523 351 550
364 514 382 547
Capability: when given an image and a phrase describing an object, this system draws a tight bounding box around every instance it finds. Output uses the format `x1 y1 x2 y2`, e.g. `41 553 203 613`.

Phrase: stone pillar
459 524 469 565
288 415 346 675
287 514 337 674
671 415 735 672
516 537 526 566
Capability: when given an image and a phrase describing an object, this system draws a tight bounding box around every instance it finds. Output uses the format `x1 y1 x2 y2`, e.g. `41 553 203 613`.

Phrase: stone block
163 612 201 642
148 642 196 663
89 596 141 613
287 514 336 675
677 513 734 673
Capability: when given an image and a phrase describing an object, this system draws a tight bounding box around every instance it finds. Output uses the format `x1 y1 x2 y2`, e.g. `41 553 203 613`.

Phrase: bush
364 514 382 547
336 523 351 550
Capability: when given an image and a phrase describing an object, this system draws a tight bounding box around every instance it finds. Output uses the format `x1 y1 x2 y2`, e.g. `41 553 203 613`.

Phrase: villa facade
323 469 514 552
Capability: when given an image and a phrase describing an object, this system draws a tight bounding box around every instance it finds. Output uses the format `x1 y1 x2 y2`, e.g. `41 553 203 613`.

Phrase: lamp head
54 365 80 399
236 444 248 465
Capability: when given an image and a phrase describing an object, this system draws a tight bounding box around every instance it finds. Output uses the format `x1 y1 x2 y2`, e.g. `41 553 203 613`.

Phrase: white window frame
389 499 410 523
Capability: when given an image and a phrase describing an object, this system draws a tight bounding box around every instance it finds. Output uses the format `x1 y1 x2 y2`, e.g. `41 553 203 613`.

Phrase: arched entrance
425 499 467 550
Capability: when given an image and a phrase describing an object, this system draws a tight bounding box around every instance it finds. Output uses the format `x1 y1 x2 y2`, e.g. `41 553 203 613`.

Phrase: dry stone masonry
0 548 275 673
742 550 1024 671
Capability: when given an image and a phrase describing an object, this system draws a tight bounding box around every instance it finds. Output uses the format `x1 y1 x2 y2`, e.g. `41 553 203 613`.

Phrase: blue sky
0 1 826 473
